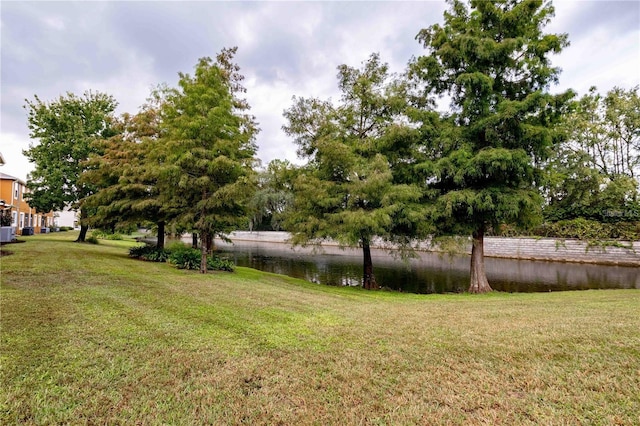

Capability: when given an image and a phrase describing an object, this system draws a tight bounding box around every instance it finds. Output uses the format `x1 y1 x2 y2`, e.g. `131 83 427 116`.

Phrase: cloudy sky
2 1 639 182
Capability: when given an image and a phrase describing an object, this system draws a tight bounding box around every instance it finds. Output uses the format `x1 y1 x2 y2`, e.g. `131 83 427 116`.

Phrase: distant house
56 207 80 229
0 172 55 235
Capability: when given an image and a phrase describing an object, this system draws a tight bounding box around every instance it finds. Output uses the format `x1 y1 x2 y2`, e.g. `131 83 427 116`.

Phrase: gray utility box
0 226 14 243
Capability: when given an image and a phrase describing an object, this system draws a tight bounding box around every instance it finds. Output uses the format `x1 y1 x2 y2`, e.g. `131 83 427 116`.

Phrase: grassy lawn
1 232 639 425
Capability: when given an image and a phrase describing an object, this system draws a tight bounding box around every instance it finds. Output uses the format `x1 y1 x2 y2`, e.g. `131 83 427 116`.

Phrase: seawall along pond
224 231 640 267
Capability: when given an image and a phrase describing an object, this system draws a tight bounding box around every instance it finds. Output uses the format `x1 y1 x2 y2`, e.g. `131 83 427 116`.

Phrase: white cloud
41 16 65 31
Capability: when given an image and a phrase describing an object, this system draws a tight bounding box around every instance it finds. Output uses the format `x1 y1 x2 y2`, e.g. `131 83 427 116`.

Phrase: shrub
128 245 169 262
533 219 640 240
92 230 124 240
85 235 99 244
130 242 236 271
168 246 201 270
207 256 235 272
91 229 108 239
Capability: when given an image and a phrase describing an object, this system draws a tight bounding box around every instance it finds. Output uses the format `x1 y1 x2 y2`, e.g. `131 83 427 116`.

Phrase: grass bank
1 232 639 424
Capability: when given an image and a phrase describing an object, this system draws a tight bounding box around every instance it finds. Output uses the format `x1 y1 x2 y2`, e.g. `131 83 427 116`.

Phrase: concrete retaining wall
483 237 639 266
228 231 640 266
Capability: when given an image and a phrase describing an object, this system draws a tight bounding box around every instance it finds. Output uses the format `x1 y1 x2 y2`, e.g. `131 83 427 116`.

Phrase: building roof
0 172 26 185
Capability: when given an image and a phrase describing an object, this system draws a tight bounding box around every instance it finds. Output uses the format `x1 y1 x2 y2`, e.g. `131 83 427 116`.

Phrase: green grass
1 232 639 425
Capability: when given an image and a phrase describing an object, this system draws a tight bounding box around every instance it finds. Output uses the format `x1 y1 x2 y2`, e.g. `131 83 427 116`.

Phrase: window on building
19 213 24 228
13 182 18 199
12 211 17 225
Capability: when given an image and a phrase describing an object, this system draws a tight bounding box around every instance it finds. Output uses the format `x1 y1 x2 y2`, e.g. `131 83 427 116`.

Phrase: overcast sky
2 1 639 182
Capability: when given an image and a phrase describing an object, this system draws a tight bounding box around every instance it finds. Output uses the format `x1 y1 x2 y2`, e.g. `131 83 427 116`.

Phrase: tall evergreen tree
411 0 573 292
283 53 423 289
23 91 118 242
82 95 172 248
159 48 258 273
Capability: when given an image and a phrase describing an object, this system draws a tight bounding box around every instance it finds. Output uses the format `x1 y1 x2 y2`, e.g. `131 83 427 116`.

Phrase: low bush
131 242 235 271
533 218 640 240
167 246 201 270
92 230 124 240
85 235 99 244
128 245 170 262
207 255 235 272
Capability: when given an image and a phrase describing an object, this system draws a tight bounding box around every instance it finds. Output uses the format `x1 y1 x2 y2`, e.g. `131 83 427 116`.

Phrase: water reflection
214 240 639 294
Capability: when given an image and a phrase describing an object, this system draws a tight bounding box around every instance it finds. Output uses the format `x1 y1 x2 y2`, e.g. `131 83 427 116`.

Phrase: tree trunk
469 227 492 293
206 233 213 254
156 221 165 250
77 225 89 242
362 238 378 290
76 208 88 242
192 232 198 249
200 231 208 274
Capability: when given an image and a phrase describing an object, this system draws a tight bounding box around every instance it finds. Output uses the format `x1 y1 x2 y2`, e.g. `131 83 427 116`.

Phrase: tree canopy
411 0 574 292
157 48 258 272
545 86 640 223
23 91 118 241
82 96 172 247
283 53 423 289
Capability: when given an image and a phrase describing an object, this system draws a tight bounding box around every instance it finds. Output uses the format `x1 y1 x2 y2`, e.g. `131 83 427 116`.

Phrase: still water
214 240 640 294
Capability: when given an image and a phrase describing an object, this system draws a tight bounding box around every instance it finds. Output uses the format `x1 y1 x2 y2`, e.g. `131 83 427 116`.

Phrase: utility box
0 226 13 243
22 227 34 236
41 227 49 234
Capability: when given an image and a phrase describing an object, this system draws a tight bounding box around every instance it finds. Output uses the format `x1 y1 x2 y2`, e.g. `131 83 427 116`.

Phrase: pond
213 240 640 294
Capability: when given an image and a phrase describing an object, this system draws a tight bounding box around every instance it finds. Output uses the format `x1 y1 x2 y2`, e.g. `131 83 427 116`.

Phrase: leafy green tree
411 0 573 292
23 91 118 242
283 53 423 289
247 159 297 231
82 95 174 248
545 86 640 223
569 86 639 179
159 48 258 273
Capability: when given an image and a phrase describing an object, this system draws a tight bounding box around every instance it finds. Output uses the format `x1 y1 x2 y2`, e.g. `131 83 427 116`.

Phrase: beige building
0 172 55 236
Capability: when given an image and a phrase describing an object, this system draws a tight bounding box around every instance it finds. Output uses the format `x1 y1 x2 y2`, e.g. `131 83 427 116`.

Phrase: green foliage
128 245 170 262
158 48 258 272
545 86 640 223
84 235 99 244
166 245 235 271
412 0 572 234
206 255 235 272
91 230 123 240
410 0 574 291
167 245 202 270
81 96 172 245
248 160 296 231
534 219 640 241
23 91 118 218
283 53 423 288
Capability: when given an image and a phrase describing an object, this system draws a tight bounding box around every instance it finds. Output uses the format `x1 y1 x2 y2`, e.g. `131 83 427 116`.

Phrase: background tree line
24 0 639 292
